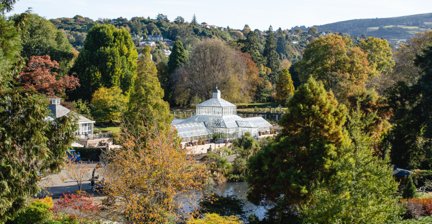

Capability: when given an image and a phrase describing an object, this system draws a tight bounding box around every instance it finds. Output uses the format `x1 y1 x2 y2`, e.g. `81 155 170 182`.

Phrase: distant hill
317 13 432 45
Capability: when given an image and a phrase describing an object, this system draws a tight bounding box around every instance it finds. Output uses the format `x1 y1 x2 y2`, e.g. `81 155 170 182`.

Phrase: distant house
48 97 95 138
172 88 272 143
147 35 164 41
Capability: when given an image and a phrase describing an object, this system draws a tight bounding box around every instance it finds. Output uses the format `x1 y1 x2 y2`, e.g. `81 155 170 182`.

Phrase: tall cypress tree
122 46 173 147
263 26 280 76
165 40 187 103
275 68 295 105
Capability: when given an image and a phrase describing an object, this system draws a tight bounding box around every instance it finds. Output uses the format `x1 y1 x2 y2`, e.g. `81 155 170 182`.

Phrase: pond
178 182 272 223
214 182 272 221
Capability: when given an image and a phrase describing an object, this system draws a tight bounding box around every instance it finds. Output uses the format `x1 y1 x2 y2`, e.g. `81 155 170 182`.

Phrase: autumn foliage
103 130 207 223
54 192 100 219
19 55 79 96
403 198 432 218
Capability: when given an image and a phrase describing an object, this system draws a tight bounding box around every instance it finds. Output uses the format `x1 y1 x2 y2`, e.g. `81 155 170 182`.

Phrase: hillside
317 13 432 45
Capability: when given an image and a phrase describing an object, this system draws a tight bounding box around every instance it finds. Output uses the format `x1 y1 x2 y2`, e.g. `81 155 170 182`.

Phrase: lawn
96 126 121 134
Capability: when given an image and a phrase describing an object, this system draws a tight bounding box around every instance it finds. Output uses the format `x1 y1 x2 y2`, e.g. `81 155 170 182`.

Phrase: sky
8 0 432 30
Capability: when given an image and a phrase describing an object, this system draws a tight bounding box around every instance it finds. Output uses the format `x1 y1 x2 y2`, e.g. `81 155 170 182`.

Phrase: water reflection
178 182 272 222
214 182 272 221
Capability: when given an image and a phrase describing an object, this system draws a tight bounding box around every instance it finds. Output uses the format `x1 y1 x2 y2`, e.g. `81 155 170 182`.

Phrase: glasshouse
172 88 272 143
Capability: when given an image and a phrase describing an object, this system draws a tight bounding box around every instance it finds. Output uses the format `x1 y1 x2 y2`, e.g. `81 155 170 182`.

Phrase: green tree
191 14 198 26
70 24 138 101
402 176 417 199
359 37 395 93
275 68 295 105
168 40 187 74
91 86 128 124
358 37 395 76
0 90 76 222
0 0 17 13
263 26 281 76
296 34 371 103
12 13 76 71
300 109 402 224
122 46 172 147
388 46 432 169
230 132 261 181
71 99 92 120
241 30 264 66
0 16 22 89
164 40 187 103
248 78 349 213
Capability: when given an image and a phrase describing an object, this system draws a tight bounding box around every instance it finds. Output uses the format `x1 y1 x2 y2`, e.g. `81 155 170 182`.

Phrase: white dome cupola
196 87 237 116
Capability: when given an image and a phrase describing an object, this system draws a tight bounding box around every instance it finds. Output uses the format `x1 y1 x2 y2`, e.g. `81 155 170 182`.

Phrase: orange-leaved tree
18 55 79 96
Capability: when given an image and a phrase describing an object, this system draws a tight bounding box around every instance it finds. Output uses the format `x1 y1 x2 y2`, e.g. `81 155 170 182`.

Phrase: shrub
403 198 432 218
403 176 417 198
187 213 241 224
37 196 54 209
412 170 432 185
11 201 52 224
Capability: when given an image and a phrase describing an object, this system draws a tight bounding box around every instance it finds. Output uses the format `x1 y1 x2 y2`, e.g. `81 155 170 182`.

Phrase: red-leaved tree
19 55 80 96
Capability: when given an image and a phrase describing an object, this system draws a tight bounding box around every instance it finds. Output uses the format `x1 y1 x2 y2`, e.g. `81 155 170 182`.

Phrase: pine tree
248 78 349 210
122 46 173 148
275 69 294 105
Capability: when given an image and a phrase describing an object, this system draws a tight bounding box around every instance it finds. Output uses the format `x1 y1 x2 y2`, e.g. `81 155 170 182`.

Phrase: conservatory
172 88 272 143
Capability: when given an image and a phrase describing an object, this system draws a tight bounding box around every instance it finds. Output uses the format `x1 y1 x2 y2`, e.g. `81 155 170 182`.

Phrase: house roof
48 103 94 124
74 112 95 124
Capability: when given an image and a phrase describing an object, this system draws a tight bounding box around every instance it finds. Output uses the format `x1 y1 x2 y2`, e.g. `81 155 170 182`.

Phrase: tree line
2 0 432 222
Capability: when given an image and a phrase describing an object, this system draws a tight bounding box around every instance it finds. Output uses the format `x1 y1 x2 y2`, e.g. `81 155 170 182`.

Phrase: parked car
67 149 81 162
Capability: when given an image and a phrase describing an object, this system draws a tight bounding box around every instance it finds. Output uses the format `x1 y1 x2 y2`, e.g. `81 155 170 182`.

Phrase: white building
172 88 272 143
48 97 95 138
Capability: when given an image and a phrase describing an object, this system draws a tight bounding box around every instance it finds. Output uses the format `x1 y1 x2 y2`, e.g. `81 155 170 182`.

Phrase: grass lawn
96 126 121 134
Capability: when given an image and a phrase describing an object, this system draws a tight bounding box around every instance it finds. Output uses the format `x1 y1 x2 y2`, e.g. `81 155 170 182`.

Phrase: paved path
39 163 98 198
185 143 232 154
